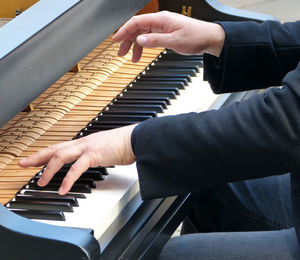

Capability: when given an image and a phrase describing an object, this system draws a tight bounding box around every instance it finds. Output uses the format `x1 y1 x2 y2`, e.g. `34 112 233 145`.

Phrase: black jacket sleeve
131 20 300 200
204 20 300 93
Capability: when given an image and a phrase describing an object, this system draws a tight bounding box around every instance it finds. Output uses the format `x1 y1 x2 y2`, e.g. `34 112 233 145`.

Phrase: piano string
0 35 164 205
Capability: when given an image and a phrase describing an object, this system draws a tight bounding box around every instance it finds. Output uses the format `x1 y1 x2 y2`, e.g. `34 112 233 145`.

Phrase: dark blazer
131 20 300 241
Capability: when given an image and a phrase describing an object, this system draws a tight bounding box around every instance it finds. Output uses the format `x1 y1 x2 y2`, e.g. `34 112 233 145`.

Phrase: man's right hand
112 11 225 62
19 124 137 195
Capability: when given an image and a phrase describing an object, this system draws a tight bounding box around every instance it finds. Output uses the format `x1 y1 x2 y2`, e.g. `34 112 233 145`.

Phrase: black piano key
90 121 140 126
86 123 134 132
98 166 109 175
22 190 86 199
126 86 180 95
54 170 103 180
110 99 167 109
131 81 185 89
33 176 96 189
26 182 92 193
65 178 96 188
15 194 79 207
71 178 96 188
154 53 201 61
60 164 108 174
148 64 200 73
83 170 105 179
80 122 156 135
146 66 197 73
79 127 118 136
106 104 164 113
139 74 192 82
151 60 203 66
136 77 189 85
144 69 196 77
94 114 153 122
116 96 171 105
160 55 203 61
101 110 158 117
159 59 202 64
78 130 100 137
7 200 74 212
8 209 66 221
84 166 109 175
55 168 104 180
121 91 176 99
162 49 203 59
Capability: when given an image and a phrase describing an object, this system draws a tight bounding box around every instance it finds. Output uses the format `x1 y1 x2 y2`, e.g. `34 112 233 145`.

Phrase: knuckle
89 156 99 168
70 163 81 172
87 145 97 154
129 17 138 30
159 10 169 16
131 16 138 22
158 11 171 20
48 144 58 152
53 150 65 162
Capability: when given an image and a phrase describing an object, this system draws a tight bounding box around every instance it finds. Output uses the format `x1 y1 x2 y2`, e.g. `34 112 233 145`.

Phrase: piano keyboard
1 37 225 250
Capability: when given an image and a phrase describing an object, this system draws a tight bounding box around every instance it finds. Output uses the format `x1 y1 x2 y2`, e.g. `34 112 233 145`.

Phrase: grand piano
0 0 277 259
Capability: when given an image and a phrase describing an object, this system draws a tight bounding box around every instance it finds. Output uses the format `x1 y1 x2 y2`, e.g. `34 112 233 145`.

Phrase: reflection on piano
0 0 277 259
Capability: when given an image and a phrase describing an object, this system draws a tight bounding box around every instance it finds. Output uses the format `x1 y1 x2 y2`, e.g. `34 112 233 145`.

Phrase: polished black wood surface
159 0 278 22
0 0 149 128
0 203 100 260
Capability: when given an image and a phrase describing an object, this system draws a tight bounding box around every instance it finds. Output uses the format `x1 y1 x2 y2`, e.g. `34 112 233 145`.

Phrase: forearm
132 63 300 200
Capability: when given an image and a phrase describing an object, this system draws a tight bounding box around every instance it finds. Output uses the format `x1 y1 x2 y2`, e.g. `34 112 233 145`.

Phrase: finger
136 33 176 49
19 140 78 168
38 144 83 187
132 42 143 63
58 154 91 195
118 39 133 57
113 13 163 42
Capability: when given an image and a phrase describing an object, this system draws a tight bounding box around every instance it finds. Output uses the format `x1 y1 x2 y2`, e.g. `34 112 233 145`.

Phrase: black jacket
131 20 300 241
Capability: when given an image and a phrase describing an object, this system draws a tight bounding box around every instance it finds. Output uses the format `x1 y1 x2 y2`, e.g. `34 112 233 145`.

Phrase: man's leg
182 173 293 234
157 173 300 259
158 228 300 259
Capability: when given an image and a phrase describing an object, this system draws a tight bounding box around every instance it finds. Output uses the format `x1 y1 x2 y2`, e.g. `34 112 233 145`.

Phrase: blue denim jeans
158 173 300 259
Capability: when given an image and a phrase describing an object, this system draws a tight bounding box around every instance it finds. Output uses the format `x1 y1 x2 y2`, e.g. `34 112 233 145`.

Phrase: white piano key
33 164 140 246
29 68 228 249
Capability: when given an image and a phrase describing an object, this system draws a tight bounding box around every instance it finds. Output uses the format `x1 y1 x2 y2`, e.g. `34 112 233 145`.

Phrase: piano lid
0 0 150 128
159 0 278 22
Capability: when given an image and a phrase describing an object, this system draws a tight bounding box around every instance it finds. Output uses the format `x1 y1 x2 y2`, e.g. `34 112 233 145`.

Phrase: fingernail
58 186 65 195
37 178 44 186
137 35 147 46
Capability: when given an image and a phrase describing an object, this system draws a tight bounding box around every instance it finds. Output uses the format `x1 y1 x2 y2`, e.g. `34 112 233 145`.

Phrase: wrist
124 124 137 162
205 23 225 57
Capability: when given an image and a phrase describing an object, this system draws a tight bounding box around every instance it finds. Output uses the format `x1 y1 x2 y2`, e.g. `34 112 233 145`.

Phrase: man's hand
19 124 136 195
112 11 225 62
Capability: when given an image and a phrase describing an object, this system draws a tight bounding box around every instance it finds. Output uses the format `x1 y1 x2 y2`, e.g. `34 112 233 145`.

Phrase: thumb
137 33 175 49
